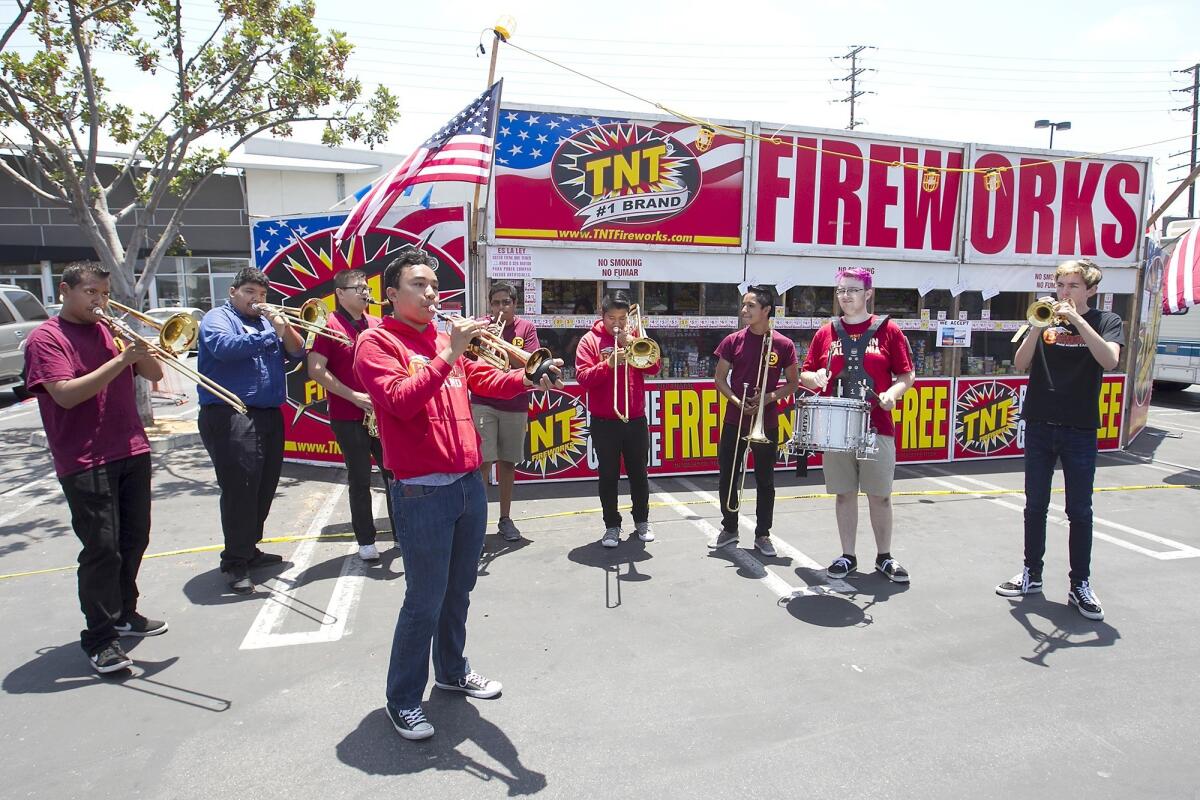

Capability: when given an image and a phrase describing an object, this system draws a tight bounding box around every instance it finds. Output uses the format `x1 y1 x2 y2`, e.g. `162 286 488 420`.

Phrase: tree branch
0 0 32 52
0 151 68 205
66 0 100 195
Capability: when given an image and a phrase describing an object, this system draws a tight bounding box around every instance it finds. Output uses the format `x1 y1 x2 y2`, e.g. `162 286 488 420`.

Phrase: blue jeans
385 472 487 710
1023 421 1098 583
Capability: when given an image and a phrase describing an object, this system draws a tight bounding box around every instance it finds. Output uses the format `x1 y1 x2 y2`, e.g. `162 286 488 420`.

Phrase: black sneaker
1068 580 1104 620
876 557 909 583
434 671 502 699
385 704 435 740
227 566 254 595
996 568 1043 597
827 555 857 579
248 550 284 568
114 612 169 637
89 641 133 674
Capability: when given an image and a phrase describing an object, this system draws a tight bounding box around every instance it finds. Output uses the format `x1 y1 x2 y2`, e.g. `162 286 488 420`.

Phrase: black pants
58 453 152 655
198 405 284 572
590 416 650 528
717 425 778 536
330 418 394 546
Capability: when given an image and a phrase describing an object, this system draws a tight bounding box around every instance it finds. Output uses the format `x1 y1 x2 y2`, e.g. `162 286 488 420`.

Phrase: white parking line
0 476 58 527
922 467 1200 560
240 483 370 650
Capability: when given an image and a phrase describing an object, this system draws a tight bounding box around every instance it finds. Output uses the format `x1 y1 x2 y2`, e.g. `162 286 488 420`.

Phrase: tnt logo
552 123 701 230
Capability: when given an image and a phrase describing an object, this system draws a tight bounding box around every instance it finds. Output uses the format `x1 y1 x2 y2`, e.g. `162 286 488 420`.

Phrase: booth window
542 280 597 315
704 284 742 316
873 288 919 318
785 285 834 317
644 281 700 315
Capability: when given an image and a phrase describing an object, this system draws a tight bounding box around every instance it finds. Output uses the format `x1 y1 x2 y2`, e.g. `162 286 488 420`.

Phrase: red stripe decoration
1163 222 1199 314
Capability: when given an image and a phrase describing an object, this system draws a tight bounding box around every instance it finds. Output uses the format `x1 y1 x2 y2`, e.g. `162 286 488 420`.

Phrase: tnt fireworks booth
483 104 1155 482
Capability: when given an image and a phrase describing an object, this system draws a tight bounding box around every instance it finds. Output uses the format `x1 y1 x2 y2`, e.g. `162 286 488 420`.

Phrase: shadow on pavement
180 560 293 605
478 535 531 577
337 695 547 795
1005 598 1121 667
783 593 870 627
567 537 652 609
2 641 230 712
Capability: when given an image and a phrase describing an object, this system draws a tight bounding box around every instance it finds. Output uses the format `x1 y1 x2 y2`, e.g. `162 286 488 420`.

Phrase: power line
837 45 874 130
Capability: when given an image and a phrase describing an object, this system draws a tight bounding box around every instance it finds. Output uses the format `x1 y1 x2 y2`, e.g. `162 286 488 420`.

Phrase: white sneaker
635 522 654 542
601 527 620 548
358 544 380 562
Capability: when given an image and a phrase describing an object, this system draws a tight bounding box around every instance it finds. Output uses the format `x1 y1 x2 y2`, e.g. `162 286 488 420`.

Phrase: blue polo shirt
196 301 302 408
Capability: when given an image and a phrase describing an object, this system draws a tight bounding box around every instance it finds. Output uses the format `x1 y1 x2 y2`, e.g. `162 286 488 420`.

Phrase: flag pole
470 22 511 317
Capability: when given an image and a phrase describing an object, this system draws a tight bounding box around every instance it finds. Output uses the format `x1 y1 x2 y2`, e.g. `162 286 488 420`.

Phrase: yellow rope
1 482 1193 582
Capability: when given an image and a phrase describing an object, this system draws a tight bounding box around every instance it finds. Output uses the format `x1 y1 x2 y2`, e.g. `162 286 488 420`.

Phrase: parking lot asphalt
1 386 1198 799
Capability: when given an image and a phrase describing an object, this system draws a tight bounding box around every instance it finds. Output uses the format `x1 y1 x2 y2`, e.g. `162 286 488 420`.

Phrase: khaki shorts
474 404 528 464
821 435 896 496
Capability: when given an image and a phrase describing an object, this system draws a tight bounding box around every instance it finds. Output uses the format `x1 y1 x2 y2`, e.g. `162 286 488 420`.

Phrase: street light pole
1034 119 1072 149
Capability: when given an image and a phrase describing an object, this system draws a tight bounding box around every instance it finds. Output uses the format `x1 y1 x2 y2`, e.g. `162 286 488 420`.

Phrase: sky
5 0 1200 220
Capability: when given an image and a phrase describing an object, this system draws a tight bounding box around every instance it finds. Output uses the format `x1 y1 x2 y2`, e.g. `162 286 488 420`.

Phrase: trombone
725 321 775 513
94 306 248 414
253 299 352 345
107 300 199 353
433 310 556 383
613 304 661 422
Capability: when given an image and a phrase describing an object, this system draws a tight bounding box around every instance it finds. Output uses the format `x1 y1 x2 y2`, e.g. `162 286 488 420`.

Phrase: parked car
0 285 50 399
141 307 206 352
44 303 63 316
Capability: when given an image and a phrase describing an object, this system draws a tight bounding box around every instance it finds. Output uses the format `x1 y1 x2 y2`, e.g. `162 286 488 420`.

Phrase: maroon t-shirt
800 315 914 438
715 328 798 431
312 310 381 421
24 317 150 477
470 317 540 413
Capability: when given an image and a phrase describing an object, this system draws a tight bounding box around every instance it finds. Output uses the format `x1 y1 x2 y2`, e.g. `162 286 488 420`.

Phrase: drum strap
831 315 889 400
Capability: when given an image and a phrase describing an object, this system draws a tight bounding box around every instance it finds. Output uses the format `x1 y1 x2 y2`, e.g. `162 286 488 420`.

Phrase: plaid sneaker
435 671 503 699
996 568 1043 597
601 527 621 548
635 521 655 542
1068 580 1104 620
89 641 133 674
754 536 777 557
827 555 857 579
876 557 910 583
386 704 435 740
712 529 739 549
497 517 522 542
113 612 168 637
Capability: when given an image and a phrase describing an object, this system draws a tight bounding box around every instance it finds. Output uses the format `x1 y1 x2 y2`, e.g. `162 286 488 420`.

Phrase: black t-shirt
1022 308 1125 429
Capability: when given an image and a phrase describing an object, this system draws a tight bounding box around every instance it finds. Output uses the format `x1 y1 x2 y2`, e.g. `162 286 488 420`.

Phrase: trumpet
1010 298 1067 343
94 307 248 414
433 310 556 383
107 300 198 354
725 321 775 514
253 299 352 345
613 304 661 422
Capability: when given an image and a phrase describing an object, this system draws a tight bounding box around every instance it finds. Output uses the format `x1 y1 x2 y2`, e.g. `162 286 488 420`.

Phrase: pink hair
835 267 873 291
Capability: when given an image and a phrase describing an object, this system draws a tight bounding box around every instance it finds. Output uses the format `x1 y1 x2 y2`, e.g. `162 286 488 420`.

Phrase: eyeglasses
338 285 370 294
834 287 865 296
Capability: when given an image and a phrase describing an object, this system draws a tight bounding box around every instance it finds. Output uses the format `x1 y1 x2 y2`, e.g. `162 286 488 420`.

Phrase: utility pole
837 45 874 130
1172 63 1199 218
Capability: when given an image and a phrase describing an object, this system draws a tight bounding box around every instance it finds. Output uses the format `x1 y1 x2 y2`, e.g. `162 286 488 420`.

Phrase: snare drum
791 396 876 456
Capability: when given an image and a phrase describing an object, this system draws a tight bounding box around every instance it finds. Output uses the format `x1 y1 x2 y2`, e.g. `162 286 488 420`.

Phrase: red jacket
575 320 661 421
354 316 526 478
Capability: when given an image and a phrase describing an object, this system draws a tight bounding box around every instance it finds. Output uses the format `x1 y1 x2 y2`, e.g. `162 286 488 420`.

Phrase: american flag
335 80 502 244
1163 220 1199 314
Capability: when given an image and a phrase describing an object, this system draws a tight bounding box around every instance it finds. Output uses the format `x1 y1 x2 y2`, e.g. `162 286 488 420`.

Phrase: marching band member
574 290 661 548
197 267 306 595
995 260 1124 620
471 281 540 542
712 285 800 556
307 268 394 563
799 267 915 583
23 263 167 673
354 250 562 741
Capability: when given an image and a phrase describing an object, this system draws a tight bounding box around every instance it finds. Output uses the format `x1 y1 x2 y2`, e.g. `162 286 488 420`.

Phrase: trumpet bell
1026 299 1058 328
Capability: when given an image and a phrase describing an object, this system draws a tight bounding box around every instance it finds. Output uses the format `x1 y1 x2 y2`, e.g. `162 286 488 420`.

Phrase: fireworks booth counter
481 104 1154 482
